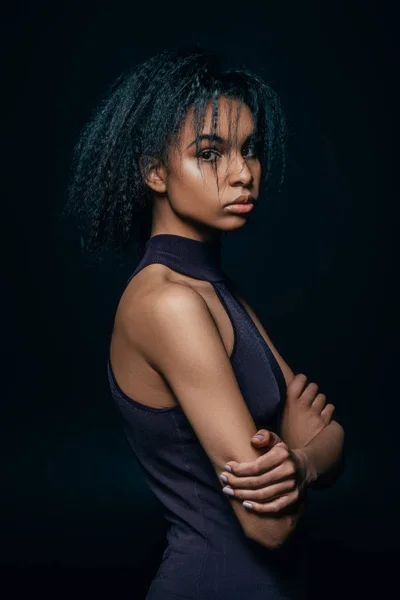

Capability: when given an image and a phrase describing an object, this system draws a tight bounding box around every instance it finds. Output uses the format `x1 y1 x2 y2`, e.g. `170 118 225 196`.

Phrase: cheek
252 160 262 177
177 160 219 189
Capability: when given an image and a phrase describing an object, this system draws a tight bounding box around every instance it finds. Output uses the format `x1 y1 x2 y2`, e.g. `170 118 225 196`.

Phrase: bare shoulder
116 267 208 361
118 263 202 319
149 279 210 319
138 281 218 359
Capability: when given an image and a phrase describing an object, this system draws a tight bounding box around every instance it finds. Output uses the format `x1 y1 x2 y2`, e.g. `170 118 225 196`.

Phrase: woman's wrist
293 448 318 486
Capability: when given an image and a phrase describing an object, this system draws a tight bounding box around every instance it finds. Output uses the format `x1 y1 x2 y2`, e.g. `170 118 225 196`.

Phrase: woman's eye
242 144 257 158
198 149 220 162
198 144 258 162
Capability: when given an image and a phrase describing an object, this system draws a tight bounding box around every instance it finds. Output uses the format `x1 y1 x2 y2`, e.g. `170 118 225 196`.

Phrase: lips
225 195 255 206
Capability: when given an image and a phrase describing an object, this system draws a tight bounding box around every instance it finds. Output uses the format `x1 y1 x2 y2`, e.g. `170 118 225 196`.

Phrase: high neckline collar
141 233 226 283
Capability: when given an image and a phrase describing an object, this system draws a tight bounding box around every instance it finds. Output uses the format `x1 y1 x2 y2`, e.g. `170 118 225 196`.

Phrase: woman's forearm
296 420 345 488
250 423 345 548
245 497 306 549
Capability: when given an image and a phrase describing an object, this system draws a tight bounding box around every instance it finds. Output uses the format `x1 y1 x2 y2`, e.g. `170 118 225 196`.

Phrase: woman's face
147 96 262 240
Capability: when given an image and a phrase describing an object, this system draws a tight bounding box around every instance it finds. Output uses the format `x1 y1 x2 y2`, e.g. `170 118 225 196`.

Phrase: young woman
64 45 344 599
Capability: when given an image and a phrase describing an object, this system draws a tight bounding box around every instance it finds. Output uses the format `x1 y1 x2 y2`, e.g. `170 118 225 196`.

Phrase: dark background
2 1 399 597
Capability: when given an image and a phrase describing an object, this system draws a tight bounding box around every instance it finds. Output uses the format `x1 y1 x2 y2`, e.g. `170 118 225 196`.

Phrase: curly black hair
61 43 288 262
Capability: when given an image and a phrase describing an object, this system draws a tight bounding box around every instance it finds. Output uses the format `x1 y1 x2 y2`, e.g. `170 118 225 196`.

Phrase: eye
242 143 258 158
198 149 221 162
198 143 258 162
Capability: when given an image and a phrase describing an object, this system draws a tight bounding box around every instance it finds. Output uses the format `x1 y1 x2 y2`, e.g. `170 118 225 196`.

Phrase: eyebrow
185 131 256 150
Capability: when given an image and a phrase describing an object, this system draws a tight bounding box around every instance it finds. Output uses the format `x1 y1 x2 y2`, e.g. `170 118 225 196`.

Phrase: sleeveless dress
107 233 309 600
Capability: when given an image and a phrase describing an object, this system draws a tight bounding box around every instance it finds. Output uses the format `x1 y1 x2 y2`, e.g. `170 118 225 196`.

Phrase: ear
139 156 167 194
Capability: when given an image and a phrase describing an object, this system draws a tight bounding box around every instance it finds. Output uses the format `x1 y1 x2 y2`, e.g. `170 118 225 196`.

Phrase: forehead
181 96 254 140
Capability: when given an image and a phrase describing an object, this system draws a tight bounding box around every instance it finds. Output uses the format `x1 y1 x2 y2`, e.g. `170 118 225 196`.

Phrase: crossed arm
220 290 345 523
129 282 345 549
290 420 345 489
232 289 345 486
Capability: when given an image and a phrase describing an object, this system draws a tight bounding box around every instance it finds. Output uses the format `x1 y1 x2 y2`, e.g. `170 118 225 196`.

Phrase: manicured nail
253 434 264 441
224 464 232 472
243 501 253 509
219 474 228 483
222 486 234 496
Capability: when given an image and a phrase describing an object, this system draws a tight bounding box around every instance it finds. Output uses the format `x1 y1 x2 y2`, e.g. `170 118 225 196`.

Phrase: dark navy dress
107 234 309 599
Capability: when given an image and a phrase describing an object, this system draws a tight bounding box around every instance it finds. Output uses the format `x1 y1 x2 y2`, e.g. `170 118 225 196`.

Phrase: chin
217 219 250 232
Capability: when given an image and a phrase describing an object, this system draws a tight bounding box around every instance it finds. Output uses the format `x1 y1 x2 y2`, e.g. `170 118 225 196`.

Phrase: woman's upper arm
133 284 291 546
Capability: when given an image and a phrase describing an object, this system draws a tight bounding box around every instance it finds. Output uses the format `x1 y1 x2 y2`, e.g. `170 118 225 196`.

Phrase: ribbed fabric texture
107 234 309 599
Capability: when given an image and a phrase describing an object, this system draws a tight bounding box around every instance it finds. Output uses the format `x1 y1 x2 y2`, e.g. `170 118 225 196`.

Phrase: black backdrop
3 1 399 598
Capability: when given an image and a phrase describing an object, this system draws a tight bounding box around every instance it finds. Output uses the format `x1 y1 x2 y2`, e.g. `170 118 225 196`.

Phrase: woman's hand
218 374 334 511
219 431 317 514
279 373 335 449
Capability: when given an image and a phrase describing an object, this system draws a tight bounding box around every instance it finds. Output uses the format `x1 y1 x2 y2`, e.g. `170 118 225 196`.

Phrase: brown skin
143 96 261 241
142 95 344 515
220 374 344 514
279 373 335 448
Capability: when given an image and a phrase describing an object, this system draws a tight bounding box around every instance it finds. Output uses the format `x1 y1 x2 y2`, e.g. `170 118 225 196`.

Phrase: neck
150 198 221 244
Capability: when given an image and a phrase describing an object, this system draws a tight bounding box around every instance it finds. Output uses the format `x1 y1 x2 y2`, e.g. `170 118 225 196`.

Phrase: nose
227 152 254 187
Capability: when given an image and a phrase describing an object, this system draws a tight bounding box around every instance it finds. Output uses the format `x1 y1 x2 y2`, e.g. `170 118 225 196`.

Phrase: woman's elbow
244 512 299 550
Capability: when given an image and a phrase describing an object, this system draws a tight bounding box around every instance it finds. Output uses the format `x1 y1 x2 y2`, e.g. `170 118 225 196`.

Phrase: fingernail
219 474 228 483
222 486 234 496
253 434 264 441
224 464 232 472
243 501 253 509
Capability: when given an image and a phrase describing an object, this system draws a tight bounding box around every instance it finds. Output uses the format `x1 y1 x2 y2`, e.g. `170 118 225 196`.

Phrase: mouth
224 202 255 214
225 194 255 206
